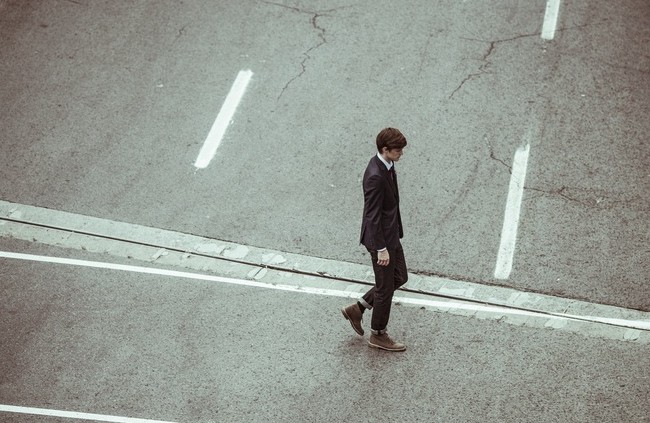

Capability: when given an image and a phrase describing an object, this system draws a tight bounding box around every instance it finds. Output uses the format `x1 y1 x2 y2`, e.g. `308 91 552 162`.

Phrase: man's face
383 147 404 162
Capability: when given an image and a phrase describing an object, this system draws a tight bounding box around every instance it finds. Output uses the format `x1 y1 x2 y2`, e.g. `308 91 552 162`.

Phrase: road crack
262 1 346 99
524 185 647 211
485 139 512 174
449 41 496 99
448 33 538 99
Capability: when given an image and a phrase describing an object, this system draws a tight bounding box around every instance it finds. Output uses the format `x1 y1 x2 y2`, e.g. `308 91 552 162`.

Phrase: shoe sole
341 308 364 336
368 341 406 352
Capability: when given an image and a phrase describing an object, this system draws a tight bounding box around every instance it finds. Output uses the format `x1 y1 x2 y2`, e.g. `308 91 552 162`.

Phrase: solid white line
2 251 650 330
494 143 530 280
194 69 253 169
0 404 177 423
0 251 359 299
0 251 288 292
541 0 561 40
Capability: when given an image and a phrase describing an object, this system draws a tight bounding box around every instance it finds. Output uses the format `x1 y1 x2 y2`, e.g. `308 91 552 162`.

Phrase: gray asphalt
1 1 649 421
1 1 648 310
1 239 649 423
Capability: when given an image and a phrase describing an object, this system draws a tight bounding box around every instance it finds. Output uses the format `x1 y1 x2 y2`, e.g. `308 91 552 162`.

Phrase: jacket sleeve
363 173 386 250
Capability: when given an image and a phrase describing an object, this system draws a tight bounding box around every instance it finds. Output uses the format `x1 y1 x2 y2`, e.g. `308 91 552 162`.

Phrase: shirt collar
376 153 393 170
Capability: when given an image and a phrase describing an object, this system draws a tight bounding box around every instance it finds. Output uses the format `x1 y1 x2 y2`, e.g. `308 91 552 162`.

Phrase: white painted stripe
0 404 177 423
2 251 650 331
541 0 561 40
0 251 288 292
494 143 530 280
194 69 253 169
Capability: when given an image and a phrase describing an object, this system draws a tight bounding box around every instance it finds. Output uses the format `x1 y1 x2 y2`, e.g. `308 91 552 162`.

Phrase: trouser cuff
359 298 372 310
371 328 387 335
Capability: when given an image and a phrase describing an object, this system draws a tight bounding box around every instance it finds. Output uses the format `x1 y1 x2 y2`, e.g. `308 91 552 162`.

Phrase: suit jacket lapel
374 156 398 200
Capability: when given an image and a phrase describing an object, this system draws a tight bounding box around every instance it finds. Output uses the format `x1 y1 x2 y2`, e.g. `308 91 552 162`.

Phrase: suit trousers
360 245 408 332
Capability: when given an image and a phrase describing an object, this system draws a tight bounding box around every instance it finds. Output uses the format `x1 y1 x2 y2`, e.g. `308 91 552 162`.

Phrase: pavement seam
1 200 649 344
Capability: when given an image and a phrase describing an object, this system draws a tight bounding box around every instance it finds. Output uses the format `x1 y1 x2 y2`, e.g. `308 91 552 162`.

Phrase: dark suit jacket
359 155 403 251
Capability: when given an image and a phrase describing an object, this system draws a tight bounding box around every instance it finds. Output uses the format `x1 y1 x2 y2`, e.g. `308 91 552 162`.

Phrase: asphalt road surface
1 1 649 422
1 239 649 423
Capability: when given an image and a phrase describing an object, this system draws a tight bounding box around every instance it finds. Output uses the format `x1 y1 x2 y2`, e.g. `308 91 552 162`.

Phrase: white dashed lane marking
194 69 253 169
541 0 561 40
494 142 530 280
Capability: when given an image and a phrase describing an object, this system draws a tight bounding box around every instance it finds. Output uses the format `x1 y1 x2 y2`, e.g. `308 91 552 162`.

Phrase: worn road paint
541 0 561 40
494 143 530 280
194 69 253 169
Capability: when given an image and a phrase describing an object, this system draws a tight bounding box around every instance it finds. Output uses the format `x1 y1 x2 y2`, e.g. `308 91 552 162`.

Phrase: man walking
341 127 408 352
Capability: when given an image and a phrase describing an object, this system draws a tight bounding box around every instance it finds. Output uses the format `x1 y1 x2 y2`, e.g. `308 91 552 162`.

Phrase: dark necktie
389 166 399 202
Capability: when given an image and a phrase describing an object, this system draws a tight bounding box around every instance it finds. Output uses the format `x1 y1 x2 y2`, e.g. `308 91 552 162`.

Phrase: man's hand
377 249 390 266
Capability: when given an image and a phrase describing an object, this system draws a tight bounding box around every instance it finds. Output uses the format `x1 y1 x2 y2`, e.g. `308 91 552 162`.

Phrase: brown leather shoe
368 333 406 352
341 303 364 336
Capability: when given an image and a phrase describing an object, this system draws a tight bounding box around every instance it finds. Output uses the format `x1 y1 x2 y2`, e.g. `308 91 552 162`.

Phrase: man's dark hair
376 127 407 152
